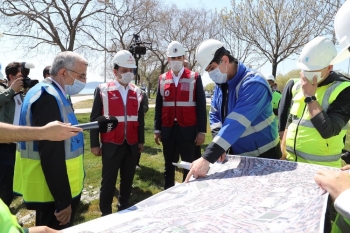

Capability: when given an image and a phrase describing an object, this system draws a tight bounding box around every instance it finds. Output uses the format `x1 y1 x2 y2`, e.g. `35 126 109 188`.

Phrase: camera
21 62 39 89
129 34 148 56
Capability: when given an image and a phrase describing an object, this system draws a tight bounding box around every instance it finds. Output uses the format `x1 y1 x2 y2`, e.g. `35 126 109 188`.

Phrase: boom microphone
73 116 118 133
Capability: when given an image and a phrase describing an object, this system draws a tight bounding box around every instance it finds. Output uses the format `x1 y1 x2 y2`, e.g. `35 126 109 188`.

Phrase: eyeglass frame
66 68 87 80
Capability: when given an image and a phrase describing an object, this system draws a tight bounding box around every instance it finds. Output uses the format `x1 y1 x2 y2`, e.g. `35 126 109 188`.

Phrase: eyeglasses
66 68 87 80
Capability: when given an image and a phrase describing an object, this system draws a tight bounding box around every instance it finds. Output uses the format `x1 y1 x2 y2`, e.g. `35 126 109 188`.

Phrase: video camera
128 34 150 57
21 62 38 89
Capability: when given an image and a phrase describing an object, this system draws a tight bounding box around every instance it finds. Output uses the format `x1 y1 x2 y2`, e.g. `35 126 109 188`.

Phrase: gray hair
50 51 88 76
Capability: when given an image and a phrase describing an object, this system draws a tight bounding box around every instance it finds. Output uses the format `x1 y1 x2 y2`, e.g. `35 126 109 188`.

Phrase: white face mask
208 66 227 84
169 61 183 72
119 72 134 84
65 72 86 95
303 71 322 83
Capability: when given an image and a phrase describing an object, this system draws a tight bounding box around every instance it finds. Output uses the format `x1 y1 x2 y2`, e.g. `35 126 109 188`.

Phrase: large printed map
64 155 334 233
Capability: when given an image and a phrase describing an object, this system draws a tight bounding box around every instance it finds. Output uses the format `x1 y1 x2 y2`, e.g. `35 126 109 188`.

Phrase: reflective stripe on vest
286 146 342 162
13 80 84 203
99 82 141 144
286 80 350 167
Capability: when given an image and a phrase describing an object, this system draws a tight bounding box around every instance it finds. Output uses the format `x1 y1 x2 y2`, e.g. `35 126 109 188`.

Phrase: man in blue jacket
186 39 281 181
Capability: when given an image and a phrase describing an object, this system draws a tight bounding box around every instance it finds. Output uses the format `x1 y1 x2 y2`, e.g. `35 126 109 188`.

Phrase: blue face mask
65 71 86 95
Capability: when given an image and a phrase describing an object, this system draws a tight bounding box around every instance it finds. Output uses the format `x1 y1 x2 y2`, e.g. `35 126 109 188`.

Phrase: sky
0 0 349 88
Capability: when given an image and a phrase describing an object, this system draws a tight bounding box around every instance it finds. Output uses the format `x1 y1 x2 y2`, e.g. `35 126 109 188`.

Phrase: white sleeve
334 188 350 220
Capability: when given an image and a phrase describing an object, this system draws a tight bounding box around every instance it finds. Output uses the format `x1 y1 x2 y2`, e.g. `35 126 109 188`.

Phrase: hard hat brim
296 61 325 71
118 64 137 69
330 44 350 65
199 61 210 75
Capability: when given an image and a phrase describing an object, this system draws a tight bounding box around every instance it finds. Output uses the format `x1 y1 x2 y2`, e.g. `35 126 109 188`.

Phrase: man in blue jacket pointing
186 39 281 181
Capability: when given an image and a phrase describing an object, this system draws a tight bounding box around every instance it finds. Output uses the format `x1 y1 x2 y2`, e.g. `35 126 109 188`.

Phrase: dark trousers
162 124 195 190
136 152 141 166
194 145 202 160
35 194 81 230
100 141 137 215
0 143 16 207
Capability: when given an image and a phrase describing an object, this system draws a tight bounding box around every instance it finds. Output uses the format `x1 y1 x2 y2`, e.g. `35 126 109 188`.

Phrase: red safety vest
99 82 142 145
159 69 198 127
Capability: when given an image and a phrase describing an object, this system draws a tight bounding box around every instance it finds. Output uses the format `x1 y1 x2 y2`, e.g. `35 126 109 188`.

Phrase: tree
223 0 341 77
276 69 300 92
0 0 105 53
205 83 216 93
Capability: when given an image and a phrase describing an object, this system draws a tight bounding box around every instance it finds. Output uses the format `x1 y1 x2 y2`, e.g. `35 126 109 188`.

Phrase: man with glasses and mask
13 51 87 230
186 39 281 182
90 50 145 215
154 41 207 190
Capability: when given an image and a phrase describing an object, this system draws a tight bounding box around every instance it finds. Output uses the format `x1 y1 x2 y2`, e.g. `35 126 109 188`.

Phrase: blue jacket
203 62 280 163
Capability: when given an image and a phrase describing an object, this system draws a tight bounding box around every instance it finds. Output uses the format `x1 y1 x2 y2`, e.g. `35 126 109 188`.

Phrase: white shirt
48 77 67 96
334 188 350 220
114 81 129 105
171 67 184 87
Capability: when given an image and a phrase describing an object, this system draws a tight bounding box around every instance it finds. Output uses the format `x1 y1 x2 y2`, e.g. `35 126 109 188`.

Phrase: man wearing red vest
154 41 207 190
90 50 145 216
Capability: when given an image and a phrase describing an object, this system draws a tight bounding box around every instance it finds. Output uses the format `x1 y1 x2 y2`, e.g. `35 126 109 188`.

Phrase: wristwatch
304 95 316 104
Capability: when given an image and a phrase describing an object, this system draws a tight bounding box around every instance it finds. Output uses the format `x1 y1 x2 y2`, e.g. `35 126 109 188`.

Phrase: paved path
73 96 211 114
71 95 94 104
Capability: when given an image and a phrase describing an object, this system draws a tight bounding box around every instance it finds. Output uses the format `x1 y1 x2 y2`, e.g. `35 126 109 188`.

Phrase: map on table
64 155 333 233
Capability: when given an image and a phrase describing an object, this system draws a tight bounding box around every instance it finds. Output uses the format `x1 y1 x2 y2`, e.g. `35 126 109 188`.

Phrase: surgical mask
65 72 86 95
169 61 183 72
302 71 322 83
119 72 134 84
208 67 227 84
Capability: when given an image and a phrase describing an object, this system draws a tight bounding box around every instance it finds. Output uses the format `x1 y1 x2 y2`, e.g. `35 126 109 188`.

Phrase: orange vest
99 82 142 145
159 69 198 127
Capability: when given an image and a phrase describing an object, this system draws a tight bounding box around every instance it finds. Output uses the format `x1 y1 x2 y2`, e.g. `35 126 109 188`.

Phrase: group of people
1 0 350 232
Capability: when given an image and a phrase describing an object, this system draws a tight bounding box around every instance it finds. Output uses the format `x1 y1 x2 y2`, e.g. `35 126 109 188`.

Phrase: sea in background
79 81 102 95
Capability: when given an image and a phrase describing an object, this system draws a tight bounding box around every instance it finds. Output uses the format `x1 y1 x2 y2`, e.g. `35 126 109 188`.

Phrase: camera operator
21 62 38 95
0 62 23 208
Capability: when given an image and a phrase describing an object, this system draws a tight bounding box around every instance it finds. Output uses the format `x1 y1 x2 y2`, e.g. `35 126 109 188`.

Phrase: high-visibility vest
286 80 350 167
159 69 198 127
99 82 142 145
272 91 282 113
13 80 84 203
0 199 24 233
331 214 350 233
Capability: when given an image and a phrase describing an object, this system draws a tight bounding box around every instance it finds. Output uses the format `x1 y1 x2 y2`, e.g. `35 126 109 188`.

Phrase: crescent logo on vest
111 93 118 100
165 90 170 96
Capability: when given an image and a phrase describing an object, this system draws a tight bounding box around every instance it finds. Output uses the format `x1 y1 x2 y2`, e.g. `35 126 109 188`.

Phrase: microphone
73 115 118 133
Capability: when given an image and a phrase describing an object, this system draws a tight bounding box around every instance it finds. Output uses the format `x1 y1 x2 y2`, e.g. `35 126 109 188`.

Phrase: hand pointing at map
185 157 210 182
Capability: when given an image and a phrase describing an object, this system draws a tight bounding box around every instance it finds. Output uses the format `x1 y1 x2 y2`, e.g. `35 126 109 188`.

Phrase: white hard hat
112 50 137 69
330 0 350 65
297 36 336 71
264 74 275 81
195 39 224 74
0 72 4 80
166 41 185 57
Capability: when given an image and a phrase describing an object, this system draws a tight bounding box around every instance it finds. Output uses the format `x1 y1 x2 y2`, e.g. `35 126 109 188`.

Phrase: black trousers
35 194 81 230
0 143 16 207
100 141 137 215
162 124 195 190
